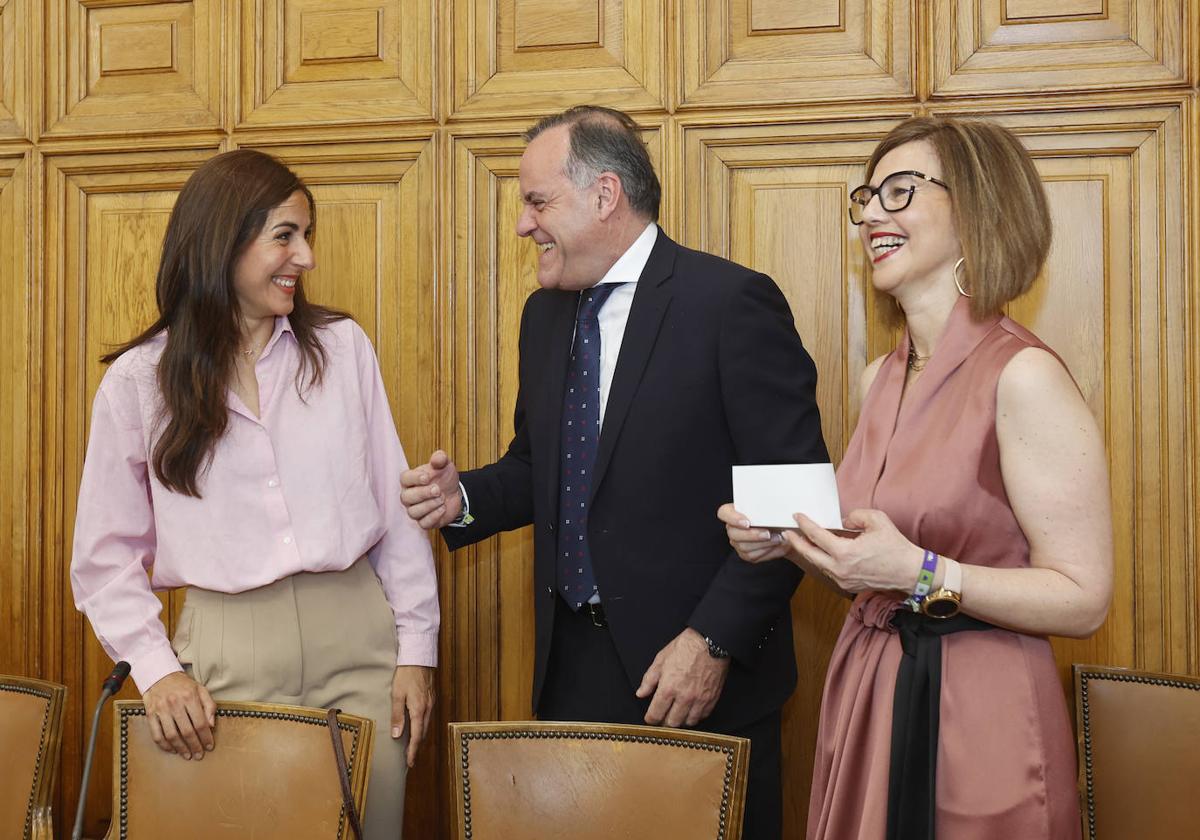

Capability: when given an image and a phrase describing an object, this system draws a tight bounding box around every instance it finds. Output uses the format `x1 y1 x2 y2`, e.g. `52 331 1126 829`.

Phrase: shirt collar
260 316 294 360
594 222 658 287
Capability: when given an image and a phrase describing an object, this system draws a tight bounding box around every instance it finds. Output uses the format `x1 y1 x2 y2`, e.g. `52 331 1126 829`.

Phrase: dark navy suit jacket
443 229 828 729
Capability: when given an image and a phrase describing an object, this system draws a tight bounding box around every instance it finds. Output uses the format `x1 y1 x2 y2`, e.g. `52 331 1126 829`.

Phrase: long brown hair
865 117 1052 323
103 149 346 497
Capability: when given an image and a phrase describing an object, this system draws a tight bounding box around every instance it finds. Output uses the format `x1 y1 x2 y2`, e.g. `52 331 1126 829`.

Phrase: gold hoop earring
953 257 972 297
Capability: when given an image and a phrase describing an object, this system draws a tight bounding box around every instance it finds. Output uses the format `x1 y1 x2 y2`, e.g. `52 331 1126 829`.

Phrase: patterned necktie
557 282 622 610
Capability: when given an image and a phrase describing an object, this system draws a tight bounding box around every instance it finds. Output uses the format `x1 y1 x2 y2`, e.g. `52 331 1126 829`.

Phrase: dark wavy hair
103 149 346 497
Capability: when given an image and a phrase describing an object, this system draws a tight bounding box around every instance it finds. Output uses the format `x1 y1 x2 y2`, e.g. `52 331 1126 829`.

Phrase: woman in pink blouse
70 149 438 839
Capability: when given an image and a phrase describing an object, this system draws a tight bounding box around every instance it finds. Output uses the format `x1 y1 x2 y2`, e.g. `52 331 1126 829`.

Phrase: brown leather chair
1074 664 1200 839
103 700 373 839
448 721 750 840
0 675 66 840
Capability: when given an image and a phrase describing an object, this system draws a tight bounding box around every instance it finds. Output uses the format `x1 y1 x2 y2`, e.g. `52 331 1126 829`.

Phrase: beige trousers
170 559 407 840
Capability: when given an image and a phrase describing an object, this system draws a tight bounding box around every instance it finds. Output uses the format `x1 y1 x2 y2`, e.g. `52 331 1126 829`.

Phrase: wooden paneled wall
1 2 1196 837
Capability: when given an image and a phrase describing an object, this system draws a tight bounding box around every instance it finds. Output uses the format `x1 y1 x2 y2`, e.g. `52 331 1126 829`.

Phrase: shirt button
282 536 293 545
268 479 279 488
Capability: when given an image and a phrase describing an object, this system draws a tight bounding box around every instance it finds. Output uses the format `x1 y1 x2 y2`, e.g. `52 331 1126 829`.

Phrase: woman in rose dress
720 116 1112 840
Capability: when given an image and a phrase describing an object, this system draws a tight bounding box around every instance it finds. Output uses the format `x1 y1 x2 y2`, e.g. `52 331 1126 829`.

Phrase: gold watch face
922 590 962 619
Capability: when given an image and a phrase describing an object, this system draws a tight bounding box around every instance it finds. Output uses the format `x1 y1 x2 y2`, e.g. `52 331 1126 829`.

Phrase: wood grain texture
929 0 1191 97
1192 89 1200 681
678 0 914 108
4 3 1200 839
0 151 33 680
515 0 602 48
0 0 30 139
238 0 435 127
43 0 224 137
450 0 666 117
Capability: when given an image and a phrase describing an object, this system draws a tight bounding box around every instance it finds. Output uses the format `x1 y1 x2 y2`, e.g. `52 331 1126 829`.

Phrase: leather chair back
103 700 372 839
1074 664 1200 839
0 675 66 840
448 721 749 840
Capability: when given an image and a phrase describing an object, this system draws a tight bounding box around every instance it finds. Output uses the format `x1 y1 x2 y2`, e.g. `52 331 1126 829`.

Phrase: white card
732 463 844 530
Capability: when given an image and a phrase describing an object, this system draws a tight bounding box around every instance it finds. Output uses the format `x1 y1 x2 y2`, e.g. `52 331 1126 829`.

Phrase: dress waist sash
886 608 997 840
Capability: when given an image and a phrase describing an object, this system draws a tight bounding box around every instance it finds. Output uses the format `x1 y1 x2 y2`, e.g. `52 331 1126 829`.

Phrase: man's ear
595 171 623 221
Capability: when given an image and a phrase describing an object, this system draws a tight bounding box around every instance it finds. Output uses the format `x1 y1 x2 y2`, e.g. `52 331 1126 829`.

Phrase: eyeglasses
848 170 949 225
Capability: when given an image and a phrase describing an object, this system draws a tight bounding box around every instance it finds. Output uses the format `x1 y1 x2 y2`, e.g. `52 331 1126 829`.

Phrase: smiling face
857 140 961 299
515 126 614 291
231 190 315 323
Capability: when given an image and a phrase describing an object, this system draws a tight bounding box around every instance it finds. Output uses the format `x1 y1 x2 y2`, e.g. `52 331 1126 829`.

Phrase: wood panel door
3 0 1197 838
0 149 34 679
41 147 220 836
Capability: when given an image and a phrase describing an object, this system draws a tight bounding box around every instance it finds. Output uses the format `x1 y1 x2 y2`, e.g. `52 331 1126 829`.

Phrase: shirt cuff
129 644 185 694
446 482 474 527
396 632 439 668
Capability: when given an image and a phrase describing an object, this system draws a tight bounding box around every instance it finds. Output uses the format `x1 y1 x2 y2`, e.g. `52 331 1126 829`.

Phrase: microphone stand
72 661 130 840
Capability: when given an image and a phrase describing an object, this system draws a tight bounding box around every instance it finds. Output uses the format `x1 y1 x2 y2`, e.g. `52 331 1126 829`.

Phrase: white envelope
732 463 845 530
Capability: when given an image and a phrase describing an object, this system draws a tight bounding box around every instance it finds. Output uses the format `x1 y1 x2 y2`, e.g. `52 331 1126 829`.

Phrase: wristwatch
703 635 730 660
922 558 963 619
447 482 474 527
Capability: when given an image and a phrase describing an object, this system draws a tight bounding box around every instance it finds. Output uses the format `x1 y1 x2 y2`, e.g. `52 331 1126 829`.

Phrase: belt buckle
586 602 607 628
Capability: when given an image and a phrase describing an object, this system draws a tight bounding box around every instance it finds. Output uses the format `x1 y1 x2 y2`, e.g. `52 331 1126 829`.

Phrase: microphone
72 661 131 840
101 661 131 694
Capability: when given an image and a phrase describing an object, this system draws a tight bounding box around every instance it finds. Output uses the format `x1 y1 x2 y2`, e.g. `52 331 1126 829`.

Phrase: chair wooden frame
1074 664 1200 840
0 675 67 840
448 721 750 840
104 699 373 840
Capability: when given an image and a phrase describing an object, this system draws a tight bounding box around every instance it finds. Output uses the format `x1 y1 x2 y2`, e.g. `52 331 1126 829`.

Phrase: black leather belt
585 601 607 628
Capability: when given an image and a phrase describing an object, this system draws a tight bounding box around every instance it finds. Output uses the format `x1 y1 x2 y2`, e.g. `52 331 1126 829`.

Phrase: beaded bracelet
904 549 939 611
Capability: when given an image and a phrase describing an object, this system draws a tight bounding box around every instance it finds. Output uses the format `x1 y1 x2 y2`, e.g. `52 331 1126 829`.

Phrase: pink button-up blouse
70 316 439 692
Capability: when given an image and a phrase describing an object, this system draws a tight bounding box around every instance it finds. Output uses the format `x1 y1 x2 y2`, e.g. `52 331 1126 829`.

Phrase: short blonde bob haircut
864 116 1051 322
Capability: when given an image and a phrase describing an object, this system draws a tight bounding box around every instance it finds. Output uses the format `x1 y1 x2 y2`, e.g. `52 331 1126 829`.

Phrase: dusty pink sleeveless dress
807 297 1082 840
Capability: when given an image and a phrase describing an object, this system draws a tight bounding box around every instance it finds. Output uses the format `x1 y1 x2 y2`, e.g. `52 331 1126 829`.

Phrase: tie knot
577 283 621 321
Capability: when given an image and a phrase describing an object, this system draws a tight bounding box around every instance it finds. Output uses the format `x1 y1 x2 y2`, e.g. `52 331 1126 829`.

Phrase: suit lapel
542 290 580 524
591 230 676 496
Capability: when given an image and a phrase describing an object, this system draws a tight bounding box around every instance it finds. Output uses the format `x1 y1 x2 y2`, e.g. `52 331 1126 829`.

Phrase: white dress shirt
453 222 658 532
588 221 658 427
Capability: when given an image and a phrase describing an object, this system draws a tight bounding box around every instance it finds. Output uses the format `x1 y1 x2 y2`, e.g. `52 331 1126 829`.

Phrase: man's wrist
700 633 730 660
447 482 474 527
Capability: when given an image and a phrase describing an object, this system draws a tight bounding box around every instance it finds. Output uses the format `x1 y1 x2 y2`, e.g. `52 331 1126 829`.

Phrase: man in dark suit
400 105 827 840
